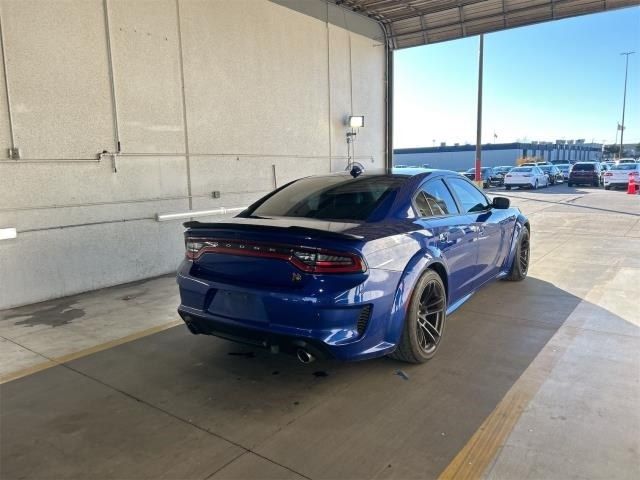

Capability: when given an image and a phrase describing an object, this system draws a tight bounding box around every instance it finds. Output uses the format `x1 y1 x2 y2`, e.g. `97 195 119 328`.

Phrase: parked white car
604 163 640 190
616 158 637 165
504 166 549 190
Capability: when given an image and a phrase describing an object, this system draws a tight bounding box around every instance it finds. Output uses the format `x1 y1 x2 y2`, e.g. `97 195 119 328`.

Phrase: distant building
394 142 603 171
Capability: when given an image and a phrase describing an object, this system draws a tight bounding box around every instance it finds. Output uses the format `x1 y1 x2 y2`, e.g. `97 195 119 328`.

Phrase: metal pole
619 51 635 158
475 34 484 187
386 46 394 170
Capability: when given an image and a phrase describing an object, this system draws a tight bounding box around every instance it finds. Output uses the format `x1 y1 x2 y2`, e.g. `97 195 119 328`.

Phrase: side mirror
492 197 510 209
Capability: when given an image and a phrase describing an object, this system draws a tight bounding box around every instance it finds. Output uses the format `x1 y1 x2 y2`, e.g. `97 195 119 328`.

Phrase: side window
448 178 490 213
414 179 459 217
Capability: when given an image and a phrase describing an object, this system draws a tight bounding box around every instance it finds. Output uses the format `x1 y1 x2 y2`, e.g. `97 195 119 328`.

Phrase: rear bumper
504 182 533 187
604 179 634 187
176 261 400 361
569 175 597 184
178 308 334 360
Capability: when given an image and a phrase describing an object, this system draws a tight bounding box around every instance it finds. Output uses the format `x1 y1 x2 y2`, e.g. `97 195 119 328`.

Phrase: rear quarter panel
362 229 451 347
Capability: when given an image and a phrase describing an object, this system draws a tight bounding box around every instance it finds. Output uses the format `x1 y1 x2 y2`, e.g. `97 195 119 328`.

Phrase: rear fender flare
385 249 450 345
504 214 529 271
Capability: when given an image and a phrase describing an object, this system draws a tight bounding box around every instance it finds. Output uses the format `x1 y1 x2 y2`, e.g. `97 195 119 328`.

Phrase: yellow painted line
438 325 580 480
0 320 183 384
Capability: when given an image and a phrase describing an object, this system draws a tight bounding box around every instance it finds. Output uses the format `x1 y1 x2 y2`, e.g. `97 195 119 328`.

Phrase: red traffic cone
627 173 638 195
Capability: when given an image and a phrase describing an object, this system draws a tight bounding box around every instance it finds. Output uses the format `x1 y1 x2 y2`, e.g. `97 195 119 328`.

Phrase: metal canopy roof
335 0 640 49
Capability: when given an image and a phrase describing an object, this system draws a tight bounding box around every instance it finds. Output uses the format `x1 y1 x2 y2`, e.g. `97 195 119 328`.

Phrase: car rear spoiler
183 221 365 241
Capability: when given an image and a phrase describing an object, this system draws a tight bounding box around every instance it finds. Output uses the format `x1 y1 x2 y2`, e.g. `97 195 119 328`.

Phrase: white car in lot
604 163 640 190
504 166 549 190
616 158 638 165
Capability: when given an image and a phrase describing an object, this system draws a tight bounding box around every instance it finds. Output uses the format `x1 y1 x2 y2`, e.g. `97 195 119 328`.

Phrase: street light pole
619 51 635 158
475 34 484 188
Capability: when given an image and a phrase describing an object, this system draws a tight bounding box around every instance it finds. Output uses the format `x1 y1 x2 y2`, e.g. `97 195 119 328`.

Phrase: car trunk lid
184 218 368 289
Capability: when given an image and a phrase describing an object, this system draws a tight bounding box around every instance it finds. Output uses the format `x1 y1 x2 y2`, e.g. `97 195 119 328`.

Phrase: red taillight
185 238 366 274
292 250 365 273
605 172 613 176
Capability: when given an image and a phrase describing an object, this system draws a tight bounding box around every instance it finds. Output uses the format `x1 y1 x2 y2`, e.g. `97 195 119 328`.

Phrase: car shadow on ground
1 277 635 480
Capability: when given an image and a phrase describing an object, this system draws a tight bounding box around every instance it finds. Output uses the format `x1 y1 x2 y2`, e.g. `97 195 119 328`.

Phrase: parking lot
2 186 638 479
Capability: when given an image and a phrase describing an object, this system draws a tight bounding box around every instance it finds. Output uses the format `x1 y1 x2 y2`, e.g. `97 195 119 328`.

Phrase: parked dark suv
568 162 601 187
463 167 497 188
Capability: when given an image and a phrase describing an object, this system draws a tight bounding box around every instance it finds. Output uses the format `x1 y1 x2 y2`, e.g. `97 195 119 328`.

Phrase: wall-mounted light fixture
346 115 364 169
348 115 364 128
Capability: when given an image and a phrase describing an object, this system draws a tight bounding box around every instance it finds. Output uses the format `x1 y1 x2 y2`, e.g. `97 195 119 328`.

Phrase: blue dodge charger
177 167 530 363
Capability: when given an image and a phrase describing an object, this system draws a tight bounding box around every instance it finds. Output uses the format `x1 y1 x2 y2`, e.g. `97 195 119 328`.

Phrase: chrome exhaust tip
296 348 315 364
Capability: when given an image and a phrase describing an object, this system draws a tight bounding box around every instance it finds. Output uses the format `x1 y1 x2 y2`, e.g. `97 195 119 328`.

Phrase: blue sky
394 7 640 148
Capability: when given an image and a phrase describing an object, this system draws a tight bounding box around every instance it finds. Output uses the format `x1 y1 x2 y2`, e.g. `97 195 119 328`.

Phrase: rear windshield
611 164 638 170
511 167 532 173
249 175 406 221
572 164 595 171
558 165 570 170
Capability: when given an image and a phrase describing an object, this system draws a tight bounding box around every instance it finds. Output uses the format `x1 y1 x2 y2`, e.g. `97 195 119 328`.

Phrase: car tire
505 226 530 282
391 270 447 364
604 185 610 190
594 179 600 187
567 182 573 187
505 186 511 191
533 180 538 190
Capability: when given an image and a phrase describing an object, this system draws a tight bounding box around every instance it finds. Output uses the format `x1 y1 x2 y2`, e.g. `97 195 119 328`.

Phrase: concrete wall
0 0 386 309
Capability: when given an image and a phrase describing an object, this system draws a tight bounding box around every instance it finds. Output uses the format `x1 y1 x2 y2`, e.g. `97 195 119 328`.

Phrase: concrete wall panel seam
0 10 14 150
175 0 192 210
102 0 120 153
326 1 332 172
0 157 101 163
111 152 375 160
348 29 354 115
0 193 215 213
18 216 155 234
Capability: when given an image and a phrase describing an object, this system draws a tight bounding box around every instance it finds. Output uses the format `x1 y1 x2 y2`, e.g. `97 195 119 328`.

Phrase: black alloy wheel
505 227 530 281
391 270 447 363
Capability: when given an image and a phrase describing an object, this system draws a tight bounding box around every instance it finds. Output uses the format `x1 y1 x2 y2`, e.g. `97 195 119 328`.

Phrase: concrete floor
1 185 639 479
